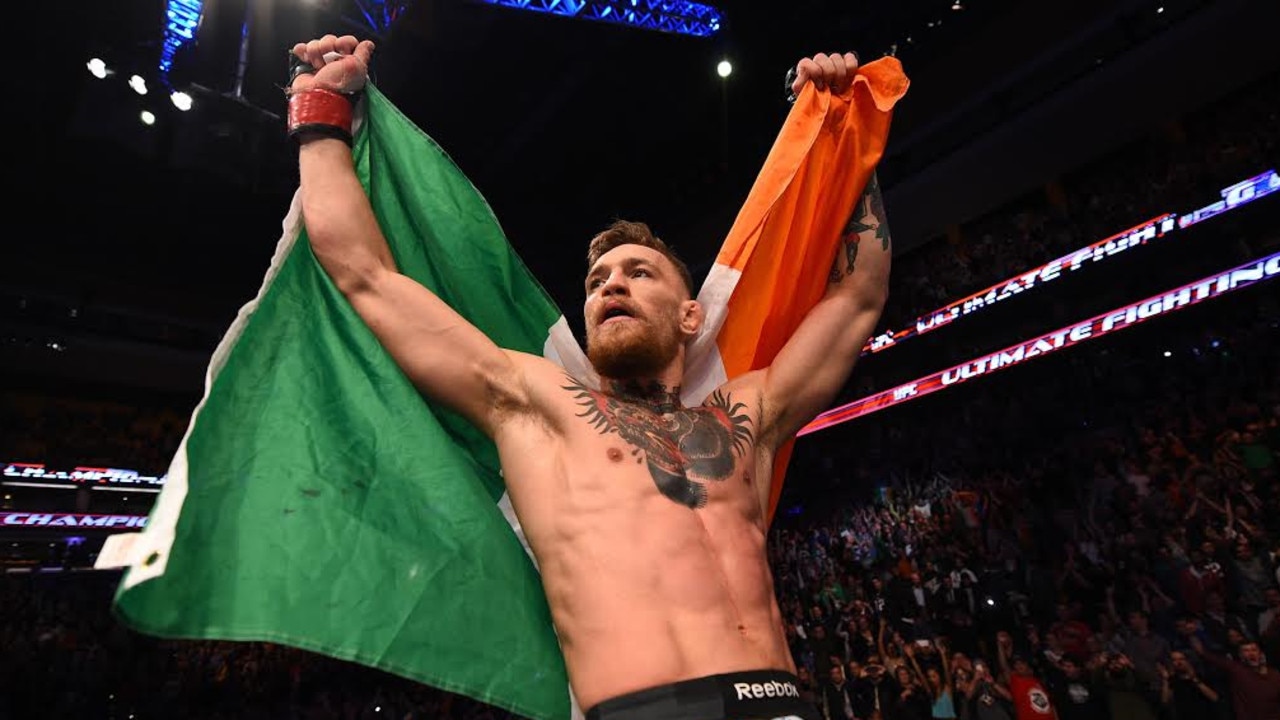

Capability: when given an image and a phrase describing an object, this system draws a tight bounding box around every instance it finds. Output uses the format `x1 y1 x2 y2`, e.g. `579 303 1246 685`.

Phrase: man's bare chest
556 376 758 510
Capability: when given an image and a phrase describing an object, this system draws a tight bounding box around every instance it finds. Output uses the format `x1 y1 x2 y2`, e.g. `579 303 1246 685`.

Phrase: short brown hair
586 220 695 298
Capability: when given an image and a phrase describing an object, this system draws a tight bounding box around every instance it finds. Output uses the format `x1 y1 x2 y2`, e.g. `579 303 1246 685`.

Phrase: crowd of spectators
1 62 1276 720
1 391 188 473
0 571 511 720
773 285 1280 720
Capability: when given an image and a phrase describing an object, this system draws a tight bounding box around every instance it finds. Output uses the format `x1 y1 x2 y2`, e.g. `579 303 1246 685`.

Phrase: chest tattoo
563 377 754 508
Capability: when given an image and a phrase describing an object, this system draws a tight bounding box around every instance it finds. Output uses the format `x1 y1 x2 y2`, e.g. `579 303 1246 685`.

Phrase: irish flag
98 59 907 720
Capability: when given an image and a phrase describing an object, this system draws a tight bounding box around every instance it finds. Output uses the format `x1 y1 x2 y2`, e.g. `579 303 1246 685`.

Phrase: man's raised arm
759 162 891 446
291 35 528 437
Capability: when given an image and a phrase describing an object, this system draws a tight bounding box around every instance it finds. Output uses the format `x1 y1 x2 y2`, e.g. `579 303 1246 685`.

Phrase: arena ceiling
7 0 1254 364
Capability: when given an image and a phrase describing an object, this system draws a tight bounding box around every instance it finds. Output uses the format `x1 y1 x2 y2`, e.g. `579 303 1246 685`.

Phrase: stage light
717 60 732 78
129 75 148 95
141 111 157 126
952 0 963 10
1157 6 1165 13
87 58 108 79
1163 350 1172 357
170 91 193 111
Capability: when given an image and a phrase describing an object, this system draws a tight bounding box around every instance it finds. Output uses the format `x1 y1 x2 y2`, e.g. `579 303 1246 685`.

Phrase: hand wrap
287 87 354 145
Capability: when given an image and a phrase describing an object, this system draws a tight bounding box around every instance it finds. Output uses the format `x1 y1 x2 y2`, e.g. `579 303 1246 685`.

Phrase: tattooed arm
759 173 892 446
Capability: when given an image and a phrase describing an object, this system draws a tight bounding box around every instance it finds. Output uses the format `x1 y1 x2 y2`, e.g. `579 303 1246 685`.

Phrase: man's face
583 245 695 379
1171 651 1193 676
1266 588 1280 608
1128 612 1148 634
1240 643 1264 668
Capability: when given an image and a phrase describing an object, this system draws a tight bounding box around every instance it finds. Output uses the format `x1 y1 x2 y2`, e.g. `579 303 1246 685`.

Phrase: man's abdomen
536 490 792 711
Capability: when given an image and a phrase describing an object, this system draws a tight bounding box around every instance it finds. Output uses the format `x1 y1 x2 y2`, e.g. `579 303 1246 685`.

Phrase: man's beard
586 315 681 379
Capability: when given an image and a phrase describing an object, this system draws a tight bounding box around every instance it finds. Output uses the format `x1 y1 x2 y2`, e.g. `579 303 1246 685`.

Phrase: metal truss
349 0 414 38
474 0 722 37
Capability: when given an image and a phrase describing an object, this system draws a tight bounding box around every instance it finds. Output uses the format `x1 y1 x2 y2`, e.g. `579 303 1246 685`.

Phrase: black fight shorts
584 669 821 720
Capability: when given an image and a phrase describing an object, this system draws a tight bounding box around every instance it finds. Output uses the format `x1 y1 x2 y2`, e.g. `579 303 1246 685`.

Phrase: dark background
4 0 1278 412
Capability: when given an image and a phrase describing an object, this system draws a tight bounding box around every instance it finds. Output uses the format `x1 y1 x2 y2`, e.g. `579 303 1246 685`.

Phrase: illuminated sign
1179 170 1279 229
863 169 1278 356
0 512 148 529
802 251 1280 435
3 463 165 492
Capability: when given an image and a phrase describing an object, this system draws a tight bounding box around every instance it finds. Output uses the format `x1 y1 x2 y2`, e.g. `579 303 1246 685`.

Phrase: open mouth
600 305 635 324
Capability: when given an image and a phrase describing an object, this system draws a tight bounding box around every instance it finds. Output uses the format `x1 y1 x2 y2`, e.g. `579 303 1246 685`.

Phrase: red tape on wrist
287 88 354 144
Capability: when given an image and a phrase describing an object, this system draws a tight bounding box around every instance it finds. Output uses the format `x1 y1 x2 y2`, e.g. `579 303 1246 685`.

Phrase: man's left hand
791 52 860 96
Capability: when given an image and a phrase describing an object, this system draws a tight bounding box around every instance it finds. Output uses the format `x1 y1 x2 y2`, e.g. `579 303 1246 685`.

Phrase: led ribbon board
3 463 165 492
863 170 1279 356
0 512 149 529
801 251 1280 435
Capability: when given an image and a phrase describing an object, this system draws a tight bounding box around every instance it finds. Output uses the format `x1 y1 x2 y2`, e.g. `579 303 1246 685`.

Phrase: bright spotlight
1157 6 1165 13
170 91 193 112
87 58 108 79
952 0 962 9
140 110 156 126
716 60 732 78
129 75 148 95
1163 350 1172 358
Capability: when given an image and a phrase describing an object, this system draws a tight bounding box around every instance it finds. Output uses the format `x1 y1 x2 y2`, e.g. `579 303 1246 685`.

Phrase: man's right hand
290 34 375 95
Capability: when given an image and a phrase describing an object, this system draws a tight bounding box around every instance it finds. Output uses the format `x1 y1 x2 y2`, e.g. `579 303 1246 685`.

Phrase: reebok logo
733 680 799 700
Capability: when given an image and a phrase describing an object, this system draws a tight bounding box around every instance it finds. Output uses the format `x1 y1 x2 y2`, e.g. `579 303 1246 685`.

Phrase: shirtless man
289 34 889 720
